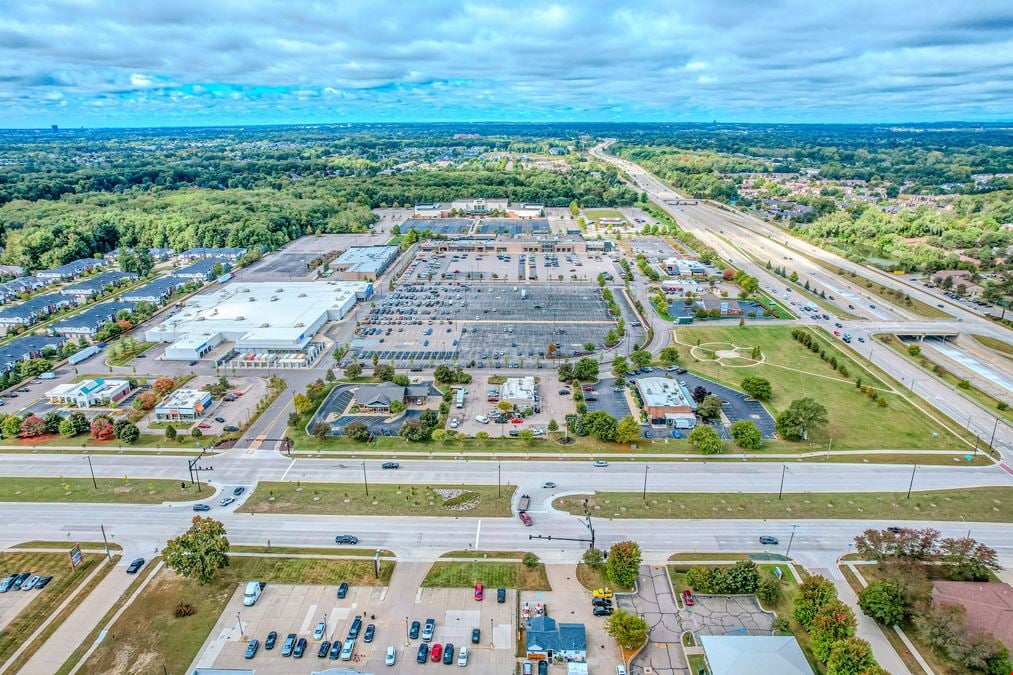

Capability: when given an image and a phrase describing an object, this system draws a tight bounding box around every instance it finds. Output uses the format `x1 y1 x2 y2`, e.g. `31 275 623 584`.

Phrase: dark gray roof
52 301 135 333
174 258 231 278
0 335 67 370
525 615 586 653
120 276 184 301
0 293 74 321
355 384 405 407
181 247 247 259
60 271 138 294
36 258 107 277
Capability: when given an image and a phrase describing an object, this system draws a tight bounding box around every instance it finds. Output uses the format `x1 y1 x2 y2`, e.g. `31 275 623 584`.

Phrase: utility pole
642 464 648 500
85 455 97 490
785 524 800 558
497 462 501 498
987 417 999 454
906 464 917 499
236 611 244 639
100 524 111 562
362 461 369 497
778 465 786 500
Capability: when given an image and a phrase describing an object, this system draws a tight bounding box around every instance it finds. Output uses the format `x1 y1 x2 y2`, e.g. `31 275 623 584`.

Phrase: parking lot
0 584 38 631
451 372 575 436
307 382 441 437
401 251 621 285
629 237 679 259
198 577 518 673
238 233 390 281
352 275 644 366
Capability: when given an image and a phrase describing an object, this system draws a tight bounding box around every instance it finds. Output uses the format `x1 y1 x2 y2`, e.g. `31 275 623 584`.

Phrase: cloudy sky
1 0 1011 127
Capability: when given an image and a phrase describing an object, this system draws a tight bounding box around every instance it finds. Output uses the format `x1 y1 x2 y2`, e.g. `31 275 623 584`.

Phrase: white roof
637 377 693 408
701 635 813 675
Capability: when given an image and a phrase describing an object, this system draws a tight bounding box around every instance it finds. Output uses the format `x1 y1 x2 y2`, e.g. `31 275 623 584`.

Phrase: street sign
68 544 82 570
774 566 783 579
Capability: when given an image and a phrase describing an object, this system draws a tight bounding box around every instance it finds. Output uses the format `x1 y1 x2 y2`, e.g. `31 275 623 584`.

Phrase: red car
198 423 211 429
233 391 244 397
682 589 695 606
519 512 533 526
474 583 484 601
430 643 442 662
511 417 524 424
581 385 594 392
833 330 840 336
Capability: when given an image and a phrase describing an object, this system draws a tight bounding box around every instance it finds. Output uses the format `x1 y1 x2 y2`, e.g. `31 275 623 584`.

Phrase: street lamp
84 455 98 490
785 524 800 558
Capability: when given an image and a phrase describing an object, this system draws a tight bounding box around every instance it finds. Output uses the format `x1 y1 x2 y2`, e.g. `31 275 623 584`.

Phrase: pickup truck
243 581 266 606
517 494 531 512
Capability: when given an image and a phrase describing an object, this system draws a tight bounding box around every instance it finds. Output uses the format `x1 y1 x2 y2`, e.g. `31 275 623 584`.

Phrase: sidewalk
18 558 134 675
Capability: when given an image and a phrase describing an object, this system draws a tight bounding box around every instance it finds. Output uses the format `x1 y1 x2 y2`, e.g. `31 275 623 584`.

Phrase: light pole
236 611 244 639
987 417 999 454
906 464 917 499
85 455 97 490
362 461 369 497
642 464 648 500
497 462 501 498
785 524 800 558
778 465 787 500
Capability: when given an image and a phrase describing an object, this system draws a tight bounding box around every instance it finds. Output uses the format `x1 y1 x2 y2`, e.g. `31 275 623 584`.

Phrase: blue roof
121 276 184 301
175 258 231 277
525 615 586 653
0 335 67 370
52 301 135 332
61 271 138 294
0 293 74 321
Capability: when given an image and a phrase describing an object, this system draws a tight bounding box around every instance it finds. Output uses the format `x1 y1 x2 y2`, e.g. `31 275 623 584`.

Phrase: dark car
126 558 145 574
381 462 400 469
337 582 349 598
12 572 31 590
34 575 53 589
417 643 429 663
497 587 506 603
265 631 278 649
593 605 613 616
759 536 779 545
214 416 226 423
539 659 548 675
192 503 211 512
443 643 455 664
592 597 612 607
244 639 259 659
317 640 331 658
0 574 17 592
364 623 375 643
335 535 359 545
348 615 362 639
471 628 481 644
293 637 307 658
233 486 245 496
223 425 240 432
281 633 297 656
409 620 421 640
886 526 903 534
329 640 342 659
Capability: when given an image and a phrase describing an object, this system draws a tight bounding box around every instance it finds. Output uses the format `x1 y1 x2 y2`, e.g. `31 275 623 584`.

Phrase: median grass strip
0 477 200 504
229 544 394 557
0 552 104 665
80 555 390 675
240 482 515 517
440 550 525 559
575 563 633 593
422 560 550 591
673 324 967 451
10 541 123 551
971 334 1013 358
555 487 1012 522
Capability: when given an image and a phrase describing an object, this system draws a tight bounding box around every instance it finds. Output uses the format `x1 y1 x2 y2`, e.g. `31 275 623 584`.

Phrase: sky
1 0 1012 128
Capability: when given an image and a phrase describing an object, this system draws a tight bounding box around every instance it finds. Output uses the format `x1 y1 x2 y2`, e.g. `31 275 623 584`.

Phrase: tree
373 364 395 381
344 362 363 379
389 400 406 414
433 364 454 383
344 421 370 442
1 415 21 439
605 609 649 649
730 420 763 449
116 422 140 444
740 376 772 400
858 581 907 626
615 416 642 444
757 575 782 606
133 391 157 411
547 419 559 433
658 346 680 366
58 418 77 438
938 536 1001 580
696 395 722 420
90 417 115 440
907 344 921 357
43 411 63 434
794 575 838 630
191 427 203 438
311 422 330 440
582 410 618 441
573 357 599 381
165 424 177 441
162 516 230 585
688 425 724 455
522 552 539 569
630 350 652 368
810 599 857 662
612 355 629 376
19 414 46 438
826 637 878 675
582 547 604 568
776 397 829 441
152 377 175 396
691 385 708 403
292 393 314 415
399 420 430 442
70 412 90 435
607 540 642 587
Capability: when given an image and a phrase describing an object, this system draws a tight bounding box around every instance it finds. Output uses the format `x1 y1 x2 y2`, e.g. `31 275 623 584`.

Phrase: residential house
173 258 232 281
525 615 586 662
120 276 185 305
59 271 138 301
180 247 247 262
0 293 75 327
50 301 136 339
700 635 813 675
0 335 67 375
35 258 108 281
931 581 1013 650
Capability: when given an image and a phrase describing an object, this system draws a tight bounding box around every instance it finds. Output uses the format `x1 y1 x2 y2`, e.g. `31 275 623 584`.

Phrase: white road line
474 520 481 550
280 458 296 481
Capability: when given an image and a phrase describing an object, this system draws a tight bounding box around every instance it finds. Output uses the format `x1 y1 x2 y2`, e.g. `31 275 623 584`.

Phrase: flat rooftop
331 246 399 274
637 377 694 408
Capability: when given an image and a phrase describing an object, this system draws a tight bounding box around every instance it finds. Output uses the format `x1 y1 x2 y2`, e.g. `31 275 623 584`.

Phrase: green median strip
554 487 1012 522
239 482 515 517
422 559 550 591
0 477 201 504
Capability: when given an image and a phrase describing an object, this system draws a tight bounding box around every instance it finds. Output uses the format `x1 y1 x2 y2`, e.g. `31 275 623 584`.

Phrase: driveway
616 566 689 675
680 595 773 638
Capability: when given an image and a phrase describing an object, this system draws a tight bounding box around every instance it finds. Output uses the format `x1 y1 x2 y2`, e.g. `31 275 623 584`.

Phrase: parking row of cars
0 571 52 592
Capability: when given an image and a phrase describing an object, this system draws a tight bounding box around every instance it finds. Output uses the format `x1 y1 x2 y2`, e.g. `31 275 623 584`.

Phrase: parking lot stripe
299 603 317 633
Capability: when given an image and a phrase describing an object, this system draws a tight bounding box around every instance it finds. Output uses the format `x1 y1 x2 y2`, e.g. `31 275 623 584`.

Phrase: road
591 143 1013 460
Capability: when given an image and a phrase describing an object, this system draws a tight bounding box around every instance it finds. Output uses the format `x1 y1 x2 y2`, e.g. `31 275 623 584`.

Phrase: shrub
522 552 540 569
174 602 195 617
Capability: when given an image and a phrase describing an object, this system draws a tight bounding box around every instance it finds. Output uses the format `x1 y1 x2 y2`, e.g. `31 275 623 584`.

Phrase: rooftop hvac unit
235 316 244 320
275 288 283 293
294 322 304 327
270 296 278 302
241 288 250 293
298 293 307 297
248 297 255 302
260 323 270 328
196 316 205 321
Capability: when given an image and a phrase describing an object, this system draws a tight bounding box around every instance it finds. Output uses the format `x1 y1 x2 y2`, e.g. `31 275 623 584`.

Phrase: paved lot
308 382 440 437
583 377 636 423
680 595 773 639
669 371 776 439
453 372 574 436
137 376 267 435
0 585 37 631
630 237 679 259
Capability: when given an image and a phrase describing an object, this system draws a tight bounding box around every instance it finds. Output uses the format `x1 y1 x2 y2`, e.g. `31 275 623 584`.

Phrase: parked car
126 558 145 574
593 588 614 599
364 623 375 643
471 627 481 643
422 618 436 641
381 461 400 470
34 575 52 589
293 637 307 658
385 645 396 665
314 621 327 640
348 616 362 639
0 574 17 592
759 536 779 545
474 583 483 601
497 587 506 603
335 535 359 545
329 640 342 659
539 660 548 675
317 640 331 658
682 589 695 606
416 643 429 663
198 423 211 429
409 620 420 639
592 597 612 607
523 660 533 674
223 425 240 432
214 416 226 423
245 639 260 659
281 633 297 656
265 631 278 649
593 605 614 616
458 646 470 665
443 643 455 664
430 642 443 662
340 638 355 660
21 574 39 589
337 582 349 598
12 572 31 590
193 503 210 512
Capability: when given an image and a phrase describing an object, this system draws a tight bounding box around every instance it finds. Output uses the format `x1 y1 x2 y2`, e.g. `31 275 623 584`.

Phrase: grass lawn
80 555 391 675
672 324 969 450
554 487 1012 522
229 545 394 557
12 541 123 551
0 551 110 665
105 341 157 366
240 482 514 517
971 334 1013 357
422 560 550 591
584 208 626 222
668 552 751 562
877 335 1013 424
0 477 201 504
440 550 526 559
7 433 167 449
575 563 633 593
688 653 710 674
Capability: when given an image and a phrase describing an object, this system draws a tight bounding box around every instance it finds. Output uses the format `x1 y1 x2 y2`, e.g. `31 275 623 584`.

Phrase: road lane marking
281 458 296 481
474 520 481 550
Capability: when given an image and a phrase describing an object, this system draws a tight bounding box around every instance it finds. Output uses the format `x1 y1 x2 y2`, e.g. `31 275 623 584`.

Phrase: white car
457 646 469 665
593 460 609 468
475 415 489 424
219 496 235 507
313 621 326 640
531 428 544 436
449 418 460 429
385 645 396 666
